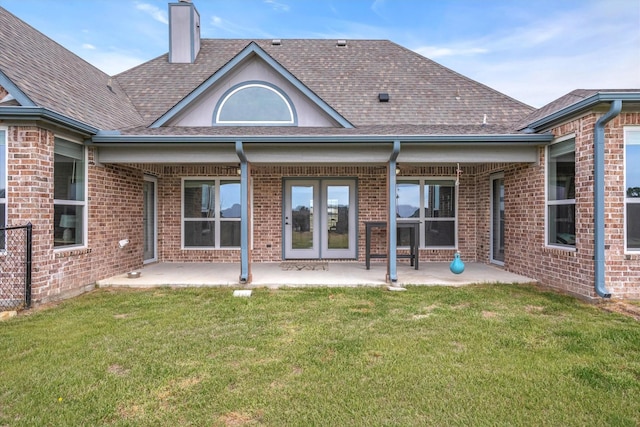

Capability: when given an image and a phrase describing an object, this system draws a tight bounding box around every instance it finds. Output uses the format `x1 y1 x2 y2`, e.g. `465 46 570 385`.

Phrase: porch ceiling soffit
150 42 353 129
89 132 552 164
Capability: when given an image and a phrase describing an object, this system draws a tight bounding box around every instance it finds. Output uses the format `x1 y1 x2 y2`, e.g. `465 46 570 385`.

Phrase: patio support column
388 140 401 282
236 140 251 284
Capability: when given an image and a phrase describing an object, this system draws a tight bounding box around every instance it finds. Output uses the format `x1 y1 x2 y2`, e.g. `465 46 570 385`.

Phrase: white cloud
82 43 96 50
264 0 290 12
209 15 272 38
83 51 148 76
371 0 386 16
135 2 168 25
409 1 640 107
415 46 488 58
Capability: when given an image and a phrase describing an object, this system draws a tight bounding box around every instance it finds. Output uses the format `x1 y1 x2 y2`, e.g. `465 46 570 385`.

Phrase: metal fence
0 223 32 310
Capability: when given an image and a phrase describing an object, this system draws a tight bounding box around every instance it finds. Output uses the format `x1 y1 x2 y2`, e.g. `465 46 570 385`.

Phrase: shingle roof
0 7 143 130
115 39 534 132
117 123 519 137
520 89 640 129
1 5 534 134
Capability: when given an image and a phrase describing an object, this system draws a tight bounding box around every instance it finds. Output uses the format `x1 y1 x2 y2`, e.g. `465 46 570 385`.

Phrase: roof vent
378 93 390 102
336 39 347 47
272 39 281 46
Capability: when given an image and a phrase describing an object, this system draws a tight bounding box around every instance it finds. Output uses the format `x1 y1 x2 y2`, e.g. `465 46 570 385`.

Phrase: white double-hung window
182 178 241 248
625 127 640 252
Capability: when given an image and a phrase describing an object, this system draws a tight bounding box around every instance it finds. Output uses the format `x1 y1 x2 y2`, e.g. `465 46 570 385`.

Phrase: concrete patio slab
96 261 535 288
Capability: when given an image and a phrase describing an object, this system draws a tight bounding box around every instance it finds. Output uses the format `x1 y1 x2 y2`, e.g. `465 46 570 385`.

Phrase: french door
143 176 157 263
490 173 505 265
284 179 356 259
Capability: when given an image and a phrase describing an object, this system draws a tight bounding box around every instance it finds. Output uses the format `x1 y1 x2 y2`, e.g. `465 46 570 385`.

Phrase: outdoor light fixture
118 239 129 249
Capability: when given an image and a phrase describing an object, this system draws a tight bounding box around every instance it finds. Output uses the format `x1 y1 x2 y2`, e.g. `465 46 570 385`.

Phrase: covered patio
96 261 535 288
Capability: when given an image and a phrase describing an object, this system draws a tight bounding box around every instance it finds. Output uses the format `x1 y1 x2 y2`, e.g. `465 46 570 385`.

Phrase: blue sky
1 0 638 107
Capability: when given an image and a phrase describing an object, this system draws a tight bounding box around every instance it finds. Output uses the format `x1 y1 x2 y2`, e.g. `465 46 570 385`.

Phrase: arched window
214 82 296 125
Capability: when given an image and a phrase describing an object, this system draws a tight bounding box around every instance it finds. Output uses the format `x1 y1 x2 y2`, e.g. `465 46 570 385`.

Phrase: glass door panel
143 177 157 263
284 179 357 260
326 185 349 249
491 175 505 264
292 185 314 249
323 181 356 258
284 181 319 259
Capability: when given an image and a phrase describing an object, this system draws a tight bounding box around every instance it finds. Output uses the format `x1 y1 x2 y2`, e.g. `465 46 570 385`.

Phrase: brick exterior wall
479 112 640 300
155 165 241 263
600 113 640 299
129 164 477 265
4 111 640 304
1 125 143 303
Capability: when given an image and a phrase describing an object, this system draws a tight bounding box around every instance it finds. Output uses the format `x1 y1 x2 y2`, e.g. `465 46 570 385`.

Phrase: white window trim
624 126 640 253
545 134 577 251
181 177 242 250
397 177 458 250
215 83 295 125
53 137 88 251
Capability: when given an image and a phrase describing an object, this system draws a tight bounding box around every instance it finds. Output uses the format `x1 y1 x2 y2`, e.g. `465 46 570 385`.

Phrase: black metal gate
0 223 32 310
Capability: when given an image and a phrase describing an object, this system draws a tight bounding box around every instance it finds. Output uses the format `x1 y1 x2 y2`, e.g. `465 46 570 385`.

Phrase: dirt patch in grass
107 364 130 376
349 300 376 313
601 302 640 321
482 310 499 318
216 411 263 426
525 305 545 313
117 403 144 420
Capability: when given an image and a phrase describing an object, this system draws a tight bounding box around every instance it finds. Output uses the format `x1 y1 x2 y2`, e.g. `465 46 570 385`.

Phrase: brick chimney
168 0 201 63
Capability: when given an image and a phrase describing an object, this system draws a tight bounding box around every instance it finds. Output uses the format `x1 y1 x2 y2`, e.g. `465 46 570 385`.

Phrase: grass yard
1 284 639 426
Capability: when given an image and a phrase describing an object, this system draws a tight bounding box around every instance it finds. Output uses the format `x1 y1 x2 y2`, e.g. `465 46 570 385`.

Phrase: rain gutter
524 92 638 132
0 106 100 136
89 133 552 145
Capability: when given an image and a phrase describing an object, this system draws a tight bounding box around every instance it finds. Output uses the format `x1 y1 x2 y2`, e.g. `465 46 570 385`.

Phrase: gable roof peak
116 38 535 130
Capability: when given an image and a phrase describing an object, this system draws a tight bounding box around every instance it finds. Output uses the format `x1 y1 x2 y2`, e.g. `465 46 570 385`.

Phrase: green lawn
1 284 639 426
